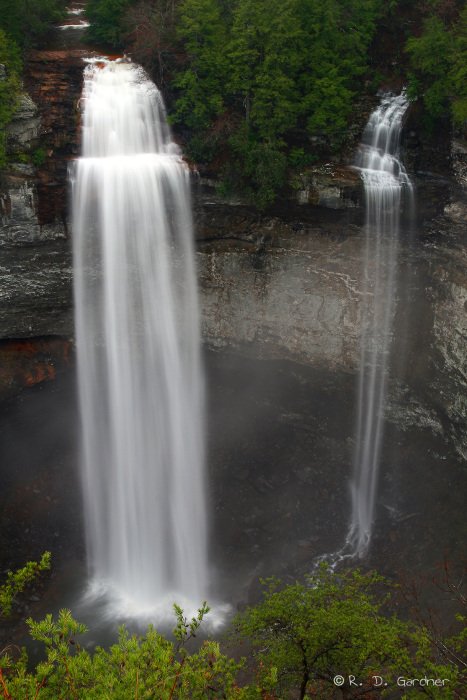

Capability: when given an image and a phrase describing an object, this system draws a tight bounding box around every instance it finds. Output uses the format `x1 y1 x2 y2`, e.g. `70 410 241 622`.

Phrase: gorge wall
0 50 466 462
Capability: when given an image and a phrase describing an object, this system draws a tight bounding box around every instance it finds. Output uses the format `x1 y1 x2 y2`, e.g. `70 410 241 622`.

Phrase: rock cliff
0 46 465 469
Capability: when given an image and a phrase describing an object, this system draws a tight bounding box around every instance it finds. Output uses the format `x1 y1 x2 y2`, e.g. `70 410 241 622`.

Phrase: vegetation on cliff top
83 0 466 207
406 5 467 131
0 1 466 202
1 560 465 698
0 0 66 49
0 29 21 166
1 0 465 199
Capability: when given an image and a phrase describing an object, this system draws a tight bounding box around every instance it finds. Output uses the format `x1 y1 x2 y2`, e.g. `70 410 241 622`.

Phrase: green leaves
0 29 22 167
173 0 228 138
0 560 465 698
173 600 210 648
0 0 66 49
86 0 136 47
173 0 383 206
234 564 465 698
0 551 51 617
1 604 250 699
406 6 467 130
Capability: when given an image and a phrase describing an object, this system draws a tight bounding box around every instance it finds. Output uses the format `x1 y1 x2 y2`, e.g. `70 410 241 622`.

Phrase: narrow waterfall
72 60 207 617
346 92 412 557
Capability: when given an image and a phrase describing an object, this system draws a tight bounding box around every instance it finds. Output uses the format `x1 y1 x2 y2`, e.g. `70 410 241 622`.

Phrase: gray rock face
292 165 361 209
7 94 41 153
0 241 73 339
428 219 467 460
0 175 67 247
196 186 467 463
0 75 72 340
0 170 71 340
451 139 467 188
198 224 362 369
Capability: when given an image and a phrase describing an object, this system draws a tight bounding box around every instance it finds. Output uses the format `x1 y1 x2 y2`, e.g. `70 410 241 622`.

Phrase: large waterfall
72 60 207 618
346 92 412 557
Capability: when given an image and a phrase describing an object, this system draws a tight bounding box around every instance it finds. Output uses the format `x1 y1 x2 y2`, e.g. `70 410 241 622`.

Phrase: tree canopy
172 0 384 206
0 29 22 166
406 5 467 130
81 0 467 206
0 0 66 49
86 0 136 47
1 561 465 698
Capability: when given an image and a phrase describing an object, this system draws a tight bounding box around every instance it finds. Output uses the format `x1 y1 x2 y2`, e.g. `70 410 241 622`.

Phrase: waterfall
346 92 412 557
72 59 207 618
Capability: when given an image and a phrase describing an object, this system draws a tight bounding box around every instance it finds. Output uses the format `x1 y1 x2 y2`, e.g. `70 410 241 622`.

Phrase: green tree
0 561 465 698
173 0 229 162
234 565 464 699
86 0 136 47
228 0 301 138
0 552 51 617
406 16 452 121
1 605 257 699
172 0 383 207
223 0 301 206
448 6 467 129
0 29 22 167
0 0 66 49
297 0 382 144
406 5 467 131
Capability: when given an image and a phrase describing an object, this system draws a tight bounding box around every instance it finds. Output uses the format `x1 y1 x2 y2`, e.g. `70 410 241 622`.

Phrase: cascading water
72 59 207 618
346 92 412 558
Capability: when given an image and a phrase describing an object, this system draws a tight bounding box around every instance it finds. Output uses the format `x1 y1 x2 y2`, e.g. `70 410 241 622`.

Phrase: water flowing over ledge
314 92 413 570
72 61 212 622
348 91 413 558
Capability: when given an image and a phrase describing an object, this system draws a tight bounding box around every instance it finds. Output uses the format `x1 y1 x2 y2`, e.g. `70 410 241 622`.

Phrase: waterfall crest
72 60 207 618
346 92 412 557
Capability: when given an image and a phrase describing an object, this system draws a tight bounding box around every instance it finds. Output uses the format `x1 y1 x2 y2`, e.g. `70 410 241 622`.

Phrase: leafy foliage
406 3 467 131
172 0 383 206
0 561 465 698
234 565 465 699
81 0 467 204
0 29 22 166
0 552 51 617
1 605 253 699
0 0 66 49
86 0 137 47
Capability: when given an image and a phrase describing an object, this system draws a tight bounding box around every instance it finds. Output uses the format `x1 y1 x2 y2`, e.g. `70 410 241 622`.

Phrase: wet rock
430 232 467 460
7 94 41 153
0 176 67 246
291 165 362 209
0 242 73 340
444 200 467 222
0 49 85 341
451 139 467 188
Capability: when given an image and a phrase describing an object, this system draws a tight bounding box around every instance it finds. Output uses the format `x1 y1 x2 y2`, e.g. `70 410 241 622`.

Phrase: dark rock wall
0 50 87 394
0 50 88 346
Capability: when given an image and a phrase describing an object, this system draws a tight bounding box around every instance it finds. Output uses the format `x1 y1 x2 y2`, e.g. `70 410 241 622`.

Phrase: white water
72 61 208 620
346 92 412 557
